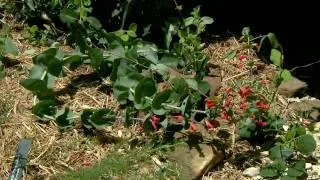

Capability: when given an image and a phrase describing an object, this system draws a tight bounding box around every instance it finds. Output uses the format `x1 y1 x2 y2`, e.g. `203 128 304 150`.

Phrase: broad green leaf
81 109 94 129
280 69 293 81
272 160 287 171
4 39 19 55
20 79 54 99
128 23 137 32
55 107 74 129
89 48 103 71
296 126 306 136
160 55 179 68
114 30 124 37
137 44 158 64
90 109 116 129
120 34 129 41
63 55 83 70
134 77 157 104
225 50 237 60
127 31 137 38
165 24 175 49
105 43 125 61
267 33 280 49
274 73 284 88
26 0 35 10
171 77 188 97
270 48 283 67
244 118 256 130
287 167 304 177
200 16 214 25
60 8 78 25
32 100 56 118
198 81 211 95
150 64 169 80
47 58 62 77
269 145 294 161
181 96 192 118
296 134 316 155
280 175 297 180
86 17 102 29
29 65 46 79
184 17 194 26
185 79 198 90
260 167 279 178
152 90 172 115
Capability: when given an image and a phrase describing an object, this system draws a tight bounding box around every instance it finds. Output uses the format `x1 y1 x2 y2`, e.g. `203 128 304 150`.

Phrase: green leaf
81 109 94 129
225 50 237 60
287 160 305 177
120 34 129 41
181 96 192 118
26 0 35 10
239 127 252 138
296 134 316 155
20 79 54 99
32 100 56 118
200 16 214 25
29 65 46 79
286 128 296 141
260 167 279 178
90 109 116 129
267 33 280 49
281 69 293 81
269 145 294 161
89 48 103 71
134 77 157 104
137 44 158 64
160 55 179 68
242 27 250 36
185 79 198 90
184 17 194 26
125 106 137 127
55 107 74 129
63 55 83 70
60 8 78 25
150 64 169 80
171 77 188 98
127 31 137 38
198 81 211 95
4 39 19 55
152 90 172 115
280 175 297 180
86 17 102 29
270 48 283 67
296 126 306 136
105 43 125 61
114 30 124 37
47 58 62 77
165 24 175 49
128 23 137 32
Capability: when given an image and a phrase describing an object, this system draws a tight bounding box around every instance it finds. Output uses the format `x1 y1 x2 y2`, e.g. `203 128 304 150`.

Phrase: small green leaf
286 128 296 141
60 8 78 25
81 109 94 129
185 79 198 90
150 64 169 80
184 17 194 26
128 23 137 32
55 107 74 129
242 27 250 36
270 48 283 67
137 44 158 64
269 145 294 161
26 0 35 10
134 77 157 104
29 65 46 79
90 109 116 129
127 31 137 38
287 160 305 177
267 33 280 49
239 127 252 138
4 39 19 55
281 69 293 81
160 55 179 68
165 24 175 49
181 96 192 118
260 167 279 178
198 81 211 95
225 50 237 60
296 134 316 155
200 16 214 25
47 58 62 77
32 100 56 118
296 126 306 136
114 30 124 37
89 48 103 72
152 90 172 115
63 55 83 70
171 77 188 98
120 34 129 41
86 16 102 29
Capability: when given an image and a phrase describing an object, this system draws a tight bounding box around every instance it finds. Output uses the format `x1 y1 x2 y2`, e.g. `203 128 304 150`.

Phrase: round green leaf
134 77 157 104
152 90 172 115
120 34 129 41
128 23 137 32
86 16 102 29
90 109 116 129
296 134 316 155
270 48 283 67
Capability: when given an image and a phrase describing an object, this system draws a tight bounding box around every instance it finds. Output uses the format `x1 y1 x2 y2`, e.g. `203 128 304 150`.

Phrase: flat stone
278 77 308 97
167 141 224 180
243 167 261 177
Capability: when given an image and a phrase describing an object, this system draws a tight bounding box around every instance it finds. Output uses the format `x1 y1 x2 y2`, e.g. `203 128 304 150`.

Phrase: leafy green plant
0 24 19 78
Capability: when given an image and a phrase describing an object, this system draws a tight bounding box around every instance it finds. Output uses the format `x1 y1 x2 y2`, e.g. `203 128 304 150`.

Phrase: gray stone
306 163 312 169
278 77 308 97
167 141 224 180
243 167 261 177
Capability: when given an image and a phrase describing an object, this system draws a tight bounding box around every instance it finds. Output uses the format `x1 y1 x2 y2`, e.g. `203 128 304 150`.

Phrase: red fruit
224 97 233 108
221 110 231 121
256 120 268 127
301 119 311 126
205 120 213 129
239 55 248 61
239 102 248 110
239 86 252 99
205 98 215 109
190 121 197 132
256 101 269 110
226 87 232 94
151 115 160 130
211 120 220 128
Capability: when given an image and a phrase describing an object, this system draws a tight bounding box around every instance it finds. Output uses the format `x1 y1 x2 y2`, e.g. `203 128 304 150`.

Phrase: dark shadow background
92 0 319 97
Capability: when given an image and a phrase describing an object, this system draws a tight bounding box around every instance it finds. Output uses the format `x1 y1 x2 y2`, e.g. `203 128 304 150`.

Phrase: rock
278 77 308 97
306 163 312 169
314 122 320 131
310 110 320 121
260 151 269 157
253 175 263 180
243 167 261 177
312 165 320 173
167 141 224 180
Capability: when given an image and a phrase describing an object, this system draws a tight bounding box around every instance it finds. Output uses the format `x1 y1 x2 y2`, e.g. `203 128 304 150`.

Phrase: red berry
205 98 215 109
190 121 197 132
256 101 269 110
239 86 252 99
239 55 248 61
256 120 268 127
239 102 248 110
